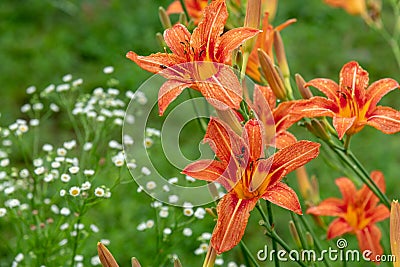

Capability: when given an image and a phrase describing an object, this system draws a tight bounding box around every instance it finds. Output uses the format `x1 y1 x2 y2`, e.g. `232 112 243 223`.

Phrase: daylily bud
289 220 302 249
242 0 262 55
232 48 243 70
391 200 400 267
156 32 167 50
296 166 320 205
208 182 220 200
258 49 287 100
305 232 314 250
305 119 331 142
274 31 293 99
179 12 188 26
263 0 278 22
205 207 217 218
97 242 119 267
131 257 142 267
295 73 313 99
158 7 172 29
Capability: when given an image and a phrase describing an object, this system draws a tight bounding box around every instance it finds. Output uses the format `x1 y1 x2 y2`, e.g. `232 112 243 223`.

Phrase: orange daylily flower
166 0 209 25
246 13 296 83
183 117 320 254
252 84 305 148
307 171 390 261
324 0 367 16
127 0 259 115
292 61 400 139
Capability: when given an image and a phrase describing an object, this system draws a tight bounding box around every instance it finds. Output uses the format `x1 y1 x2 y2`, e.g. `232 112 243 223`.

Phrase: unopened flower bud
131 257 142 267
159 7 172 29
289 221 302 249
97 242 119 267
306 232 314 250
305 119 331 142
295 74 313 99
391 200 400 267
242 0 262 55
258 49 287 100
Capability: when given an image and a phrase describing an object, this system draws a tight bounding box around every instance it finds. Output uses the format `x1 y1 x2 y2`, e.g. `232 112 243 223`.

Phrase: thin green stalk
179 0 190 23
298 215 332 267
290 213 307 250
187 89 208 133
329 143 390 208
266 201 280 267
240 240 260 267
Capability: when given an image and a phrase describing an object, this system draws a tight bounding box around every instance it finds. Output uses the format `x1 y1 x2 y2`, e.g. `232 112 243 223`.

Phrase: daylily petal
366 78 399 110
358 171 386 211
191 0 227 60
164 24 192 59
356 224 383 262
367 106 400 134
368 204 390 225
335 177 356 204
274 101 304 132
306 78 339 101
263 182 302 214
275 131 297 149
333 115 356 139
306 198 344 216
339 61 369 100
204 117 247 165
182 159 226 181
158 79 190 115
291 97 337 118
268 140 320 186
126 51 184 74
216 27 260 62
196 66 242 110
211 192 258 254
243 119 264 161
326 218 352 239
166 0 183 14
254 84 276 110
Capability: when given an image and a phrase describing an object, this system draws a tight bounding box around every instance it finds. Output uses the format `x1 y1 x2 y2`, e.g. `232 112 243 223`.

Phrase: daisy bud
391 200 400 267
295 73 313 99
158 7 172 29
258 49 287 100
97 242 119 267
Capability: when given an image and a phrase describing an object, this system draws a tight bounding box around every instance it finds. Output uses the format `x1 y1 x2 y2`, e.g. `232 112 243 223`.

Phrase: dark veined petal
262 182 302 214
365 78 399 110
335 177 357 204
306 198 344 216
333 115 356 139
326 218 352 239
158 79 190 115
126 51 185 74
338 61 369 102
211 192 258 254
164 24 192 59
191 0 227 60
216 27 260 62
268 140 320 186
355 225 384 262
204 117 247 165
367 106 400 134
305 78 339 101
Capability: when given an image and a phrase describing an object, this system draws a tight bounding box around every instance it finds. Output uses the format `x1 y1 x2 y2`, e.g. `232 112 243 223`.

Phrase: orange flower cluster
126 0 399 259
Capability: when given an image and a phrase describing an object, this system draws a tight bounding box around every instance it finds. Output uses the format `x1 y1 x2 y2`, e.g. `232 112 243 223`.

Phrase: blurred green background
1 0 399 266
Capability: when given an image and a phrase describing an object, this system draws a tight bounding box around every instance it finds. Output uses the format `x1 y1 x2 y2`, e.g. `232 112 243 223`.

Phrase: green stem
298 215 332 267
179 0 190 23
266 201 280 267
329 143 390 208
240 240 260 267
187 89 208 133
